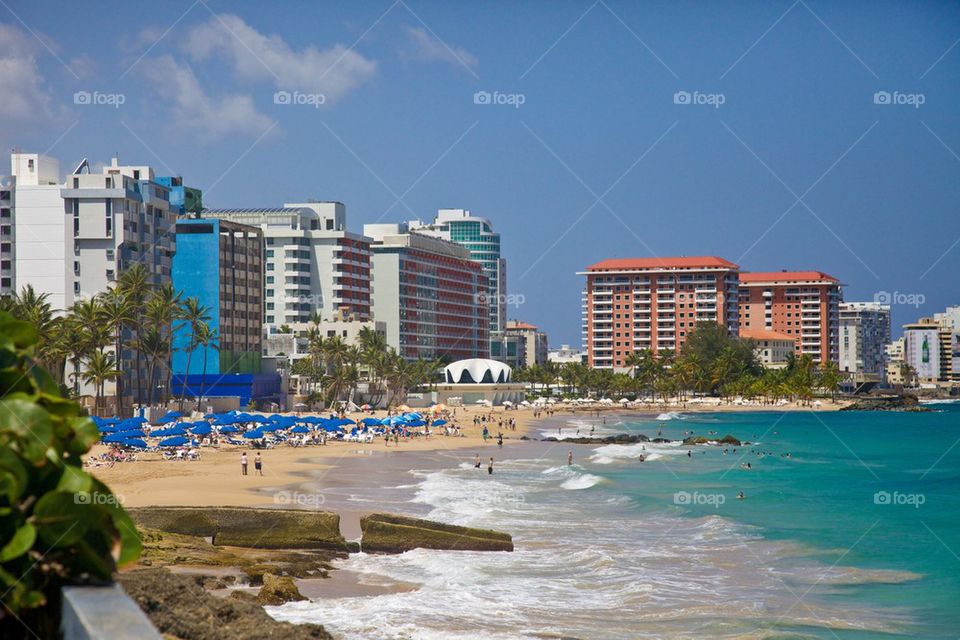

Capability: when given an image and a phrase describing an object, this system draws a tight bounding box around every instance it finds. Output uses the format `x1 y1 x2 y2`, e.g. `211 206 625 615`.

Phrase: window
106 249 114 261
73 261 80 276
74 282 80 294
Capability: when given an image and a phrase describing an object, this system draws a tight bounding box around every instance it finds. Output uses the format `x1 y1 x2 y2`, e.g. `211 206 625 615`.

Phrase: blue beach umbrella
242 429 264 439
290 425 310 434
191 424 213 436
219 425 239 434
432 419 447 426
101 433 132 443
123 439 149 449
159 436 190 447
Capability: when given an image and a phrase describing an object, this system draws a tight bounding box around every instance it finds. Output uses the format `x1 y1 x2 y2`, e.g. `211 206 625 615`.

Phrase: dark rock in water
360 513 513 553
650 437 672 443
257 573 307 606
546 433 651 445
682 434 741 446
840 394 931 412
120 568 333 640
520 435 532 440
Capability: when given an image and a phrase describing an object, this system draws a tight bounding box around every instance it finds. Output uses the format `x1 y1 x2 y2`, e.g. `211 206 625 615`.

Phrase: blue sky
2 0 959 345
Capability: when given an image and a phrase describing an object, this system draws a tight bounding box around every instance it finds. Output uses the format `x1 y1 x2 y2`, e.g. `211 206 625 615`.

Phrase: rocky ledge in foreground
120 568 332 640
129 506 357 551
839 394 932 412
360 513 514 553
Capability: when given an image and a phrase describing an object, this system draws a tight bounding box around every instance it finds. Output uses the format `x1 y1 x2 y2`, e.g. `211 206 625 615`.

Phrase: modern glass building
413 209 506 336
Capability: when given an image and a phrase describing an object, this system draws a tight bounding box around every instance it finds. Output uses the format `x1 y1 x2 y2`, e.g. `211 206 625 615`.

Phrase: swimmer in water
737 491 745 500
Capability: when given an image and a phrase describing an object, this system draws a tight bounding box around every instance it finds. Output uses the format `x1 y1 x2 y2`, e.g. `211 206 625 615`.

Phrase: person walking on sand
254 453 263 476
241 452 248 476
488 457 494 475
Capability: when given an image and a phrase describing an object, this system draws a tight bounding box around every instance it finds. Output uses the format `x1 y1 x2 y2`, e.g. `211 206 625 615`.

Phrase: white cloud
144 55 274 141
0 24 58 122
181 13 376 102
402 25 477 71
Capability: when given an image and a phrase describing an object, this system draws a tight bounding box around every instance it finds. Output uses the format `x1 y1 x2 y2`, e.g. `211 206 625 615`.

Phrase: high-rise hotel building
838 302 891 381
411 209 507 337
738 271 842 365
365 223 489 362
579 257 741 369
203 202 370 329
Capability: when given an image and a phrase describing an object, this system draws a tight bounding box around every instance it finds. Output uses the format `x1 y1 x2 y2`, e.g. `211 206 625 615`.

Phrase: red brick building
580 257 741 369
738 271 842 365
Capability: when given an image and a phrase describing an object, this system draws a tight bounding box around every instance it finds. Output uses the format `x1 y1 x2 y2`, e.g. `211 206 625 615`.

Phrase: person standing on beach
474 454 481 469
488 457 494 475
241 452 248 476
254 453 263 476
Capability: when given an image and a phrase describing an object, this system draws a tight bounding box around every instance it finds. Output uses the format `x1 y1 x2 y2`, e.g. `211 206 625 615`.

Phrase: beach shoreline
94 400 849 510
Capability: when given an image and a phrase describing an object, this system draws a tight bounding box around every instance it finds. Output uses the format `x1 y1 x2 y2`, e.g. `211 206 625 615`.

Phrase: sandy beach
93 400 849 511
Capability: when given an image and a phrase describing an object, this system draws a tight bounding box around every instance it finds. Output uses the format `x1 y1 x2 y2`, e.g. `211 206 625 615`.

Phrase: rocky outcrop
360 513 514 553
840 394 931 412
256 573 306 606
543 433 650 445
128 506 351 550
682 434 742 446
120 568 333 640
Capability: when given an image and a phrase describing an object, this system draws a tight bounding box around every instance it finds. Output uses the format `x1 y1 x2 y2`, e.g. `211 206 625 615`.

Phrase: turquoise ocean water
271 404 960 639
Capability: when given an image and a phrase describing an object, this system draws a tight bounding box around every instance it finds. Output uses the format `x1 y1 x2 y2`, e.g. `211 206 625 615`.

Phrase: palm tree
177 297 211 410
144 285 182 404
81 350 121 416
117 264 152 404
195 322 219 412
98 288 135 415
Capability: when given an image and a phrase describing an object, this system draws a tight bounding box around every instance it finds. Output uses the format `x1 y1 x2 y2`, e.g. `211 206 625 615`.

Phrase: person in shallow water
474 454 481 469
568 450 573 466
488 457 494 475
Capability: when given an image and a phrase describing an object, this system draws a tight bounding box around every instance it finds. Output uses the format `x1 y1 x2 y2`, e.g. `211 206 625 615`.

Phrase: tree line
513 322 844 403
0 264 217 415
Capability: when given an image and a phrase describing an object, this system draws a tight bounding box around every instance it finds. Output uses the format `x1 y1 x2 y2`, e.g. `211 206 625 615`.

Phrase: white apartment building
203 202 371 330
2 153 177 406
839 302 891 381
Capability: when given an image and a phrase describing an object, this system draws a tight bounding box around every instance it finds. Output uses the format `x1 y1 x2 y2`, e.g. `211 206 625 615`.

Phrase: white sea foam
268 458 913 639
590 440 686 464
656 410 685 421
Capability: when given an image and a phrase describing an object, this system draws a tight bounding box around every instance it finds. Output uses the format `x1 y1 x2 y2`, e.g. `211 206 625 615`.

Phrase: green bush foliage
0 311 141 621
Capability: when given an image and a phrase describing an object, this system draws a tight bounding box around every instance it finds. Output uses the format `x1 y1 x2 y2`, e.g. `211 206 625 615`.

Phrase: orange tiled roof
739 270 838 283
507 321 538 330
739 329 796 342
587 256 739 271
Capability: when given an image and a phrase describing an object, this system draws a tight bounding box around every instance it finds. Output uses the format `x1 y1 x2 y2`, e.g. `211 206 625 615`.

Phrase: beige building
504 320 548 367
740 329 795 369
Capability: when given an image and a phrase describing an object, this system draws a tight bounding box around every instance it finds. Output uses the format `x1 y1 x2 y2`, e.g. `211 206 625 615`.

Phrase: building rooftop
203 207 302 214
585 256 739 271
507 321 538 330
739 270 839 283
739 329 796 342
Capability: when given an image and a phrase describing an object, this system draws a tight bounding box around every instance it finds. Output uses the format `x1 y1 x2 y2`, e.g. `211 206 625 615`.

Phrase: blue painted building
156 176 202 216
171 218 278 405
